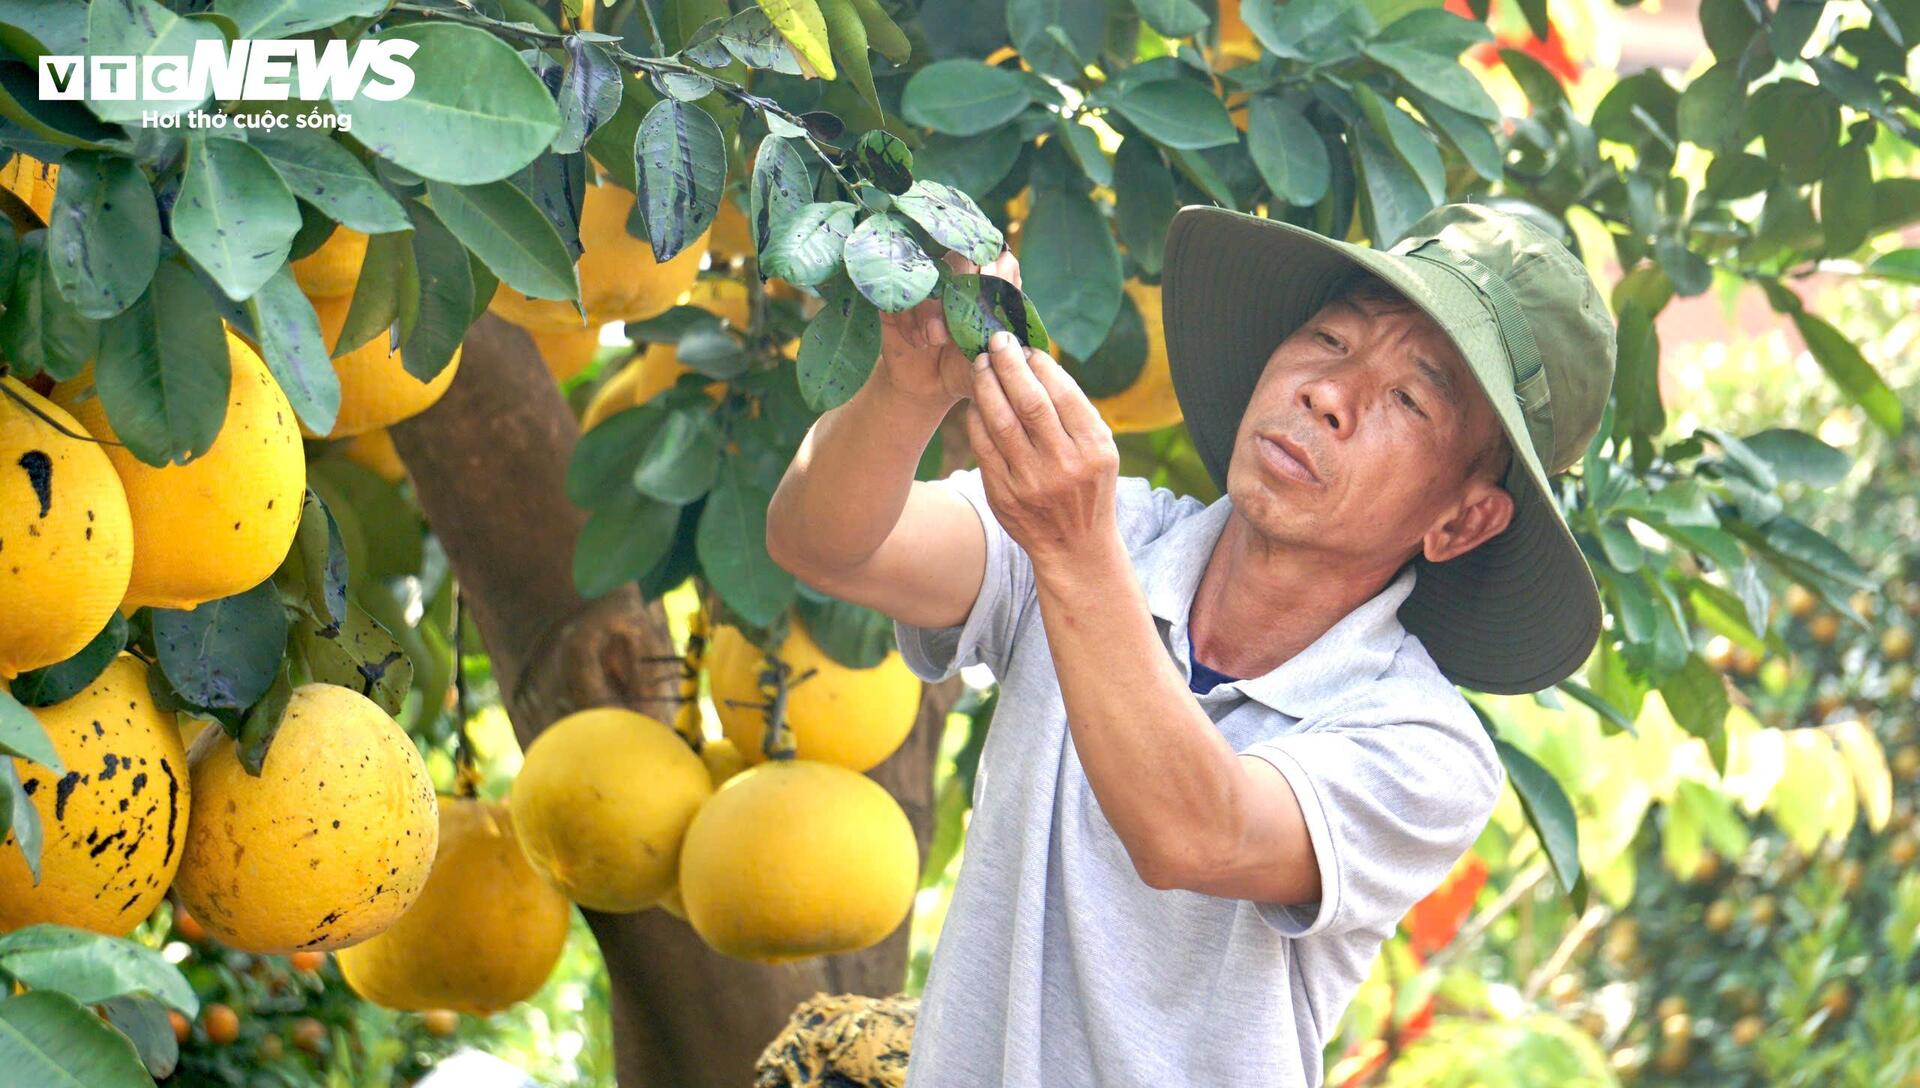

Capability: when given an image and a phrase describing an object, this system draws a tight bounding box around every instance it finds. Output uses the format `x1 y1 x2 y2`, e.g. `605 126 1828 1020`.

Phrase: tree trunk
390 314 956 1087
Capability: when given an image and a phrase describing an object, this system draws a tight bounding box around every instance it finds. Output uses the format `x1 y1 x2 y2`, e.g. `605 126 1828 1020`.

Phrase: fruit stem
0 379 125 447
672 606 708 753
751 657 815 762
451 590 479 799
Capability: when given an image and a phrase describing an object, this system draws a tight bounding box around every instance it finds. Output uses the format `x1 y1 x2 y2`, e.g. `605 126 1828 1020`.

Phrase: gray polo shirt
897 469 1505 1088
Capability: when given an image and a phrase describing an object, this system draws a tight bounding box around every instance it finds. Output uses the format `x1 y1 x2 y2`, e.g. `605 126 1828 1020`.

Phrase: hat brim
1160 206 1601 695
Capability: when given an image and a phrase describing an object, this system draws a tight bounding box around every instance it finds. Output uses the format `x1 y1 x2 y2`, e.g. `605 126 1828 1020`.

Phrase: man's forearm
766 374 953 576
1029 536 1262 888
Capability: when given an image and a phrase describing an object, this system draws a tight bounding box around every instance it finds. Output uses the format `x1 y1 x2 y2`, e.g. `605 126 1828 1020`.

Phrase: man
765 202 1616 1086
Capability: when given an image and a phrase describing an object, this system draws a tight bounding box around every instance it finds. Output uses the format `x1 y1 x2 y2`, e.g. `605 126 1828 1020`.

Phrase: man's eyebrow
1414 355 1462 409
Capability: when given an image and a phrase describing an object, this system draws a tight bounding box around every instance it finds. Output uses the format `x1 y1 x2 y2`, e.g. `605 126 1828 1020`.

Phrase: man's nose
1297 375 1355 439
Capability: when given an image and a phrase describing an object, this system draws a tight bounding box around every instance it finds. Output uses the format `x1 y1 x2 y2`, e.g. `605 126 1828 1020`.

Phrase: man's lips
1255 434 1322 486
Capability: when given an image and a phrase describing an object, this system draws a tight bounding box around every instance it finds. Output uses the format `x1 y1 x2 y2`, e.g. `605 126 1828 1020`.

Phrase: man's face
1225 294 1512 569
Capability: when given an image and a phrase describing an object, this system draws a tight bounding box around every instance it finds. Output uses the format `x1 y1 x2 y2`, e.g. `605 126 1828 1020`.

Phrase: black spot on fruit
100 753 119 779
17 450 52 517
130 772 147 796
160 759 181 866
53 772 86 821
20 779 38 797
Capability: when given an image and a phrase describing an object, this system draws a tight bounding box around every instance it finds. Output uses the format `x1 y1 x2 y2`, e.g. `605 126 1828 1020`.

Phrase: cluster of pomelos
511 616 925 963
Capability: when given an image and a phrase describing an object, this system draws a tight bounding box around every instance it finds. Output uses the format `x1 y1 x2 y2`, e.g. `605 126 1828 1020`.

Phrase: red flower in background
1445 0 1585 83
1405 853 1490 957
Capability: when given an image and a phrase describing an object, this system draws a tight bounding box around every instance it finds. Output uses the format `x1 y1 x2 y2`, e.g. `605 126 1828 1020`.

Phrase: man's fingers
942 250 980 276
985 333 1068 446
970 340 1035 458
1027 349 1109 444
965 403 1010 482
983 247 1022 290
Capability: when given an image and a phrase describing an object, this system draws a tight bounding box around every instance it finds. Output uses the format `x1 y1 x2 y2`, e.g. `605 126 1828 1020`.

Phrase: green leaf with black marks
9 614 127 709
210 0 388 38
84 0 223 124
634 99 727 262
796 278 883 411
757 0 835 78
173 134 302 303
761 201 857 286
721 7 804 73
893 181 1002 265
942 272 1049 360
852 130 914 194
45 151 159 320
843 211 937 312
251 129 412 235
749 135 814 256
152 582 290 711
295 600 413 719
243 267 341 436
92 260 233 467
556 39 625 154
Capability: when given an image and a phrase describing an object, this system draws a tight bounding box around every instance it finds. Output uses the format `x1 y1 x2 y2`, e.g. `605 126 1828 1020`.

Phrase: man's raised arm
764 252 1021 630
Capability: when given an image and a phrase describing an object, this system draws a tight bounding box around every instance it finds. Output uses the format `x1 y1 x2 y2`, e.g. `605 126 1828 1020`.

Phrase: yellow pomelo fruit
340 429 406 485
700 737 749 787
510 708 711 912
709 199 756 264
174 684 439 953
0 153 58 224
1091 283 1182 435
528 325 603 382
291 227 368 298
653 738 747 922
678 760 917 962
488 183 709 332
304 293 461 439
657 886 687 920
579 345 715 430
1217 1 1257 61
0 378 133 679
337 797 571 1015
53 333 305 612
709 621 921 773
0 655 189 936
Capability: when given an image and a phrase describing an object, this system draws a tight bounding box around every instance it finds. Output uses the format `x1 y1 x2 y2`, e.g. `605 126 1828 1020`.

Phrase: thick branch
392 313 961 1088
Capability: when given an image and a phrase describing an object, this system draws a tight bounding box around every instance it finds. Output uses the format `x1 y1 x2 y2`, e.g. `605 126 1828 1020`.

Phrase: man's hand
966 331 1121 573
878 249 1022 408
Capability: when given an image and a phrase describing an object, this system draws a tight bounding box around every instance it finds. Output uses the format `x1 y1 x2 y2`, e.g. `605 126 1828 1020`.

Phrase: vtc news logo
38 39 418 103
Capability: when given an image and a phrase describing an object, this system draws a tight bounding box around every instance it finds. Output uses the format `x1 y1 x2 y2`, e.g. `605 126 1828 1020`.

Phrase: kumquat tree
0 0 1916 1085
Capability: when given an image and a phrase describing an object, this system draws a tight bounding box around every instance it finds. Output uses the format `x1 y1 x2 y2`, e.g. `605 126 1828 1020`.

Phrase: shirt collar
1134 495 1417 720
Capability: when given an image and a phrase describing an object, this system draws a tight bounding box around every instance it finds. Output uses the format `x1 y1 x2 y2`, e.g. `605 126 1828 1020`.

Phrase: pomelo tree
0 0 1914 1085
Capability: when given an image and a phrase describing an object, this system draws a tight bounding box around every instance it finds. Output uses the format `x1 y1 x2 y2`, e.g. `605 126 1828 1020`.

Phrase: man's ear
1420 481 1515 565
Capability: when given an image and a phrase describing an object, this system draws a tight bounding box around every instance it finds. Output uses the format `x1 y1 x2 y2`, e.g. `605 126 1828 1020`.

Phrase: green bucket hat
1160 203 1616 695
